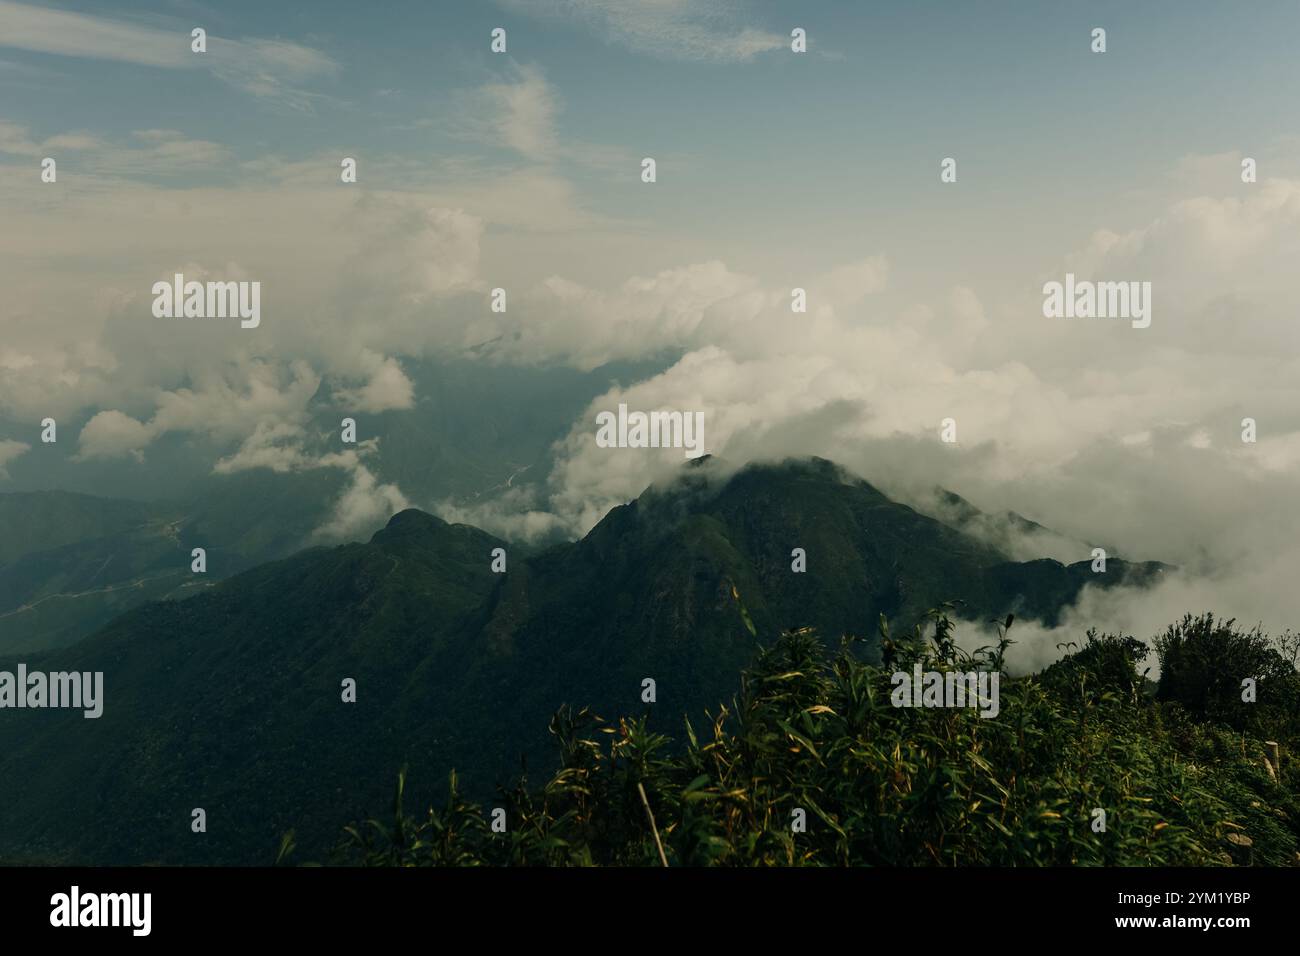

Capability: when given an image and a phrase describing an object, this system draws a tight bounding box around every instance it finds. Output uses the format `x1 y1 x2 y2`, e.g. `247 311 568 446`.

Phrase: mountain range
0 456 1168 864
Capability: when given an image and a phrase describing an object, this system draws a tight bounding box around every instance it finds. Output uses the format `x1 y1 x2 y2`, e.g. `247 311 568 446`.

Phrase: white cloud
482 63 559 159
214 427 411 543
446 64 631 175
150 360 322 444
0 122 231 175
0 0 189 67
312 461 410 542
0 1 338 108
434 483 570 546
213 421 315 474
75 409 154 461
71 359 323 462
499 0 786 61
334 354 415 414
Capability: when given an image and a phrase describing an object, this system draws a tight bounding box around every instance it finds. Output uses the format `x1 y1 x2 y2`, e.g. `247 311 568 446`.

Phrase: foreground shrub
319 610 1299 867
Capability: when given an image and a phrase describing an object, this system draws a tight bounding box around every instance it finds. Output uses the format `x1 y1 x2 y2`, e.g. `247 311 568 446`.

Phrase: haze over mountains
0 357 674 652
0 456 1168 865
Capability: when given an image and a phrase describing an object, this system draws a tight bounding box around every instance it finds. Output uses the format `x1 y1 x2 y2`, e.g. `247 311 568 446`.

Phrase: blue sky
4 0 1299 291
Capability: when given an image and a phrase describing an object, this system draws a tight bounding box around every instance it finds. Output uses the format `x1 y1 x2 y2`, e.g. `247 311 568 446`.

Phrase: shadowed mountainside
0 456 1168 864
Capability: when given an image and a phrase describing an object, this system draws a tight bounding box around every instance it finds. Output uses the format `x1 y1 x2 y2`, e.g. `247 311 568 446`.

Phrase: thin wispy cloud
0 0 338 108
451 63 561 161
0 120 230 177
0 0 190 67
455 63 632 172
497 0 786 62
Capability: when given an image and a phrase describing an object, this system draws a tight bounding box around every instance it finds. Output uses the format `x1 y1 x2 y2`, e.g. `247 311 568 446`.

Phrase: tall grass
319 609 1299 867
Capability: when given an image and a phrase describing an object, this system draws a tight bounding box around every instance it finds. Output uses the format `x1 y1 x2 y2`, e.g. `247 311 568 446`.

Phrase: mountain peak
386 507 443 527
374 508 448 539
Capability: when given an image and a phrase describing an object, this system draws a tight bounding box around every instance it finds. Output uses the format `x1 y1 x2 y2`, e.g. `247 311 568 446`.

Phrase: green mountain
0 457 1168 864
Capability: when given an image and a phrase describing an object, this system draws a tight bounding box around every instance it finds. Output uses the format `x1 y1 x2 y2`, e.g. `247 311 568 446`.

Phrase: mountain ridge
0 456 1169 864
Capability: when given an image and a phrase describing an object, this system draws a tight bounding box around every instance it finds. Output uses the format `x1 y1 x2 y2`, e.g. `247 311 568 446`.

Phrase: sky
2 0 1300 667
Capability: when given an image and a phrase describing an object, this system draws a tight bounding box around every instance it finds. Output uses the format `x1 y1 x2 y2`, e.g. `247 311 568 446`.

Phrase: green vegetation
327 609 1300 867
1154 613 1300 741
0 460 1204 865
0 460 1173 865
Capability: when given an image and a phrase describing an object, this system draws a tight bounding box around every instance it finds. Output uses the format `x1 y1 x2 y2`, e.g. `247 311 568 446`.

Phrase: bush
1040 629 1151 706
1155 613 1300 739
317 610 1300 867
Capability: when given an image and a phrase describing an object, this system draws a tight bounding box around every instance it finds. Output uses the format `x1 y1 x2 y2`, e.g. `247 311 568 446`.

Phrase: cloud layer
3 32 1298 665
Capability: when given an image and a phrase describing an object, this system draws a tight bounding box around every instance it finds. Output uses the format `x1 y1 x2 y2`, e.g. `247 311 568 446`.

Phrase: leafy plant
317 608 1300 868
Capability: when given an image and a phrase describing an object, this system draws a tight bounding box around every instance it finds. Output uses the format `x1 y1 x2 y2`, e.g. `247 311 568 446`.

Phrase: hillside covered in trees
0 459 1173 865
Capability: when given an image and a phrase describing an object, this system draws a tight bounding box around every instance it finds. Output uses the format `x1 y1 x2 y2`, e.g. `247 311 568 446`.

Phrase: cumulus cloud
212 421 316 474
73 359 323 462
311 457 410 542
75 409 154 462
333 354 415 414
0 69 612 425
151 360 323 444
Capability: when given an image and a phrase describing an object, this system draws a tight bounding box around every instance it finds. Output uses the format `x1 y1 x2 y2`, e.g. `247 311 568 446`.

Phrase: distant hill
0 492 186 653
0 457 1169 864
0 470 352 653
0 491 162 567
